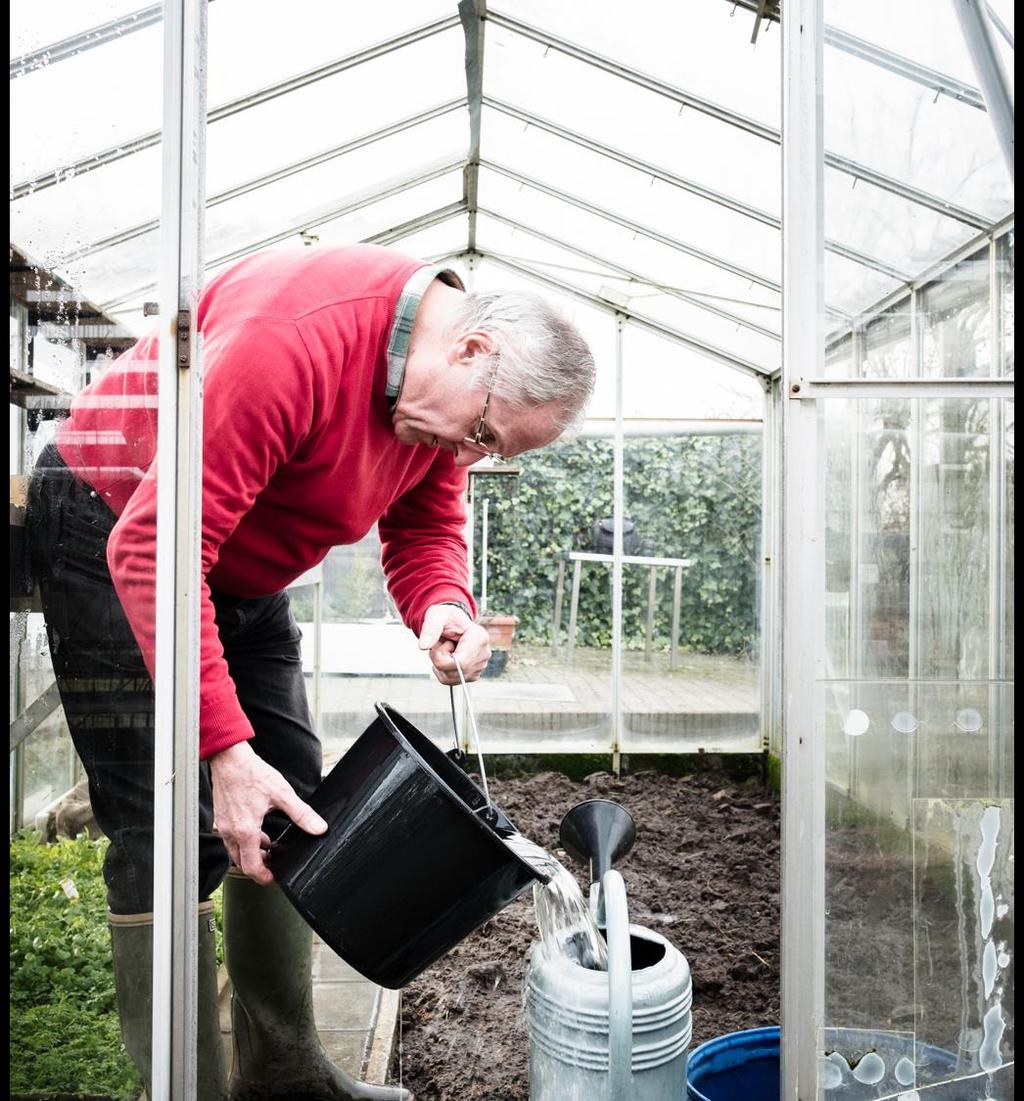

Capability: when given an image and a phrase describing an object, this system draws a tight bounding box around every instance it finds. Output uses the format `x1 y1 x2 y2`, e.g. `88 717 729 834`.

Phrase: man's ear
452 331 496 365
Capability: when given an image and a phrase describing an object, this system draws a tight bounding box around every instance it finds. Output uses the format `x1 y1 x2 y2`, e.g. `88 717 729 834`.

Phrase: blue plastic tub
687 1026 973 1100
686 1027 779 1101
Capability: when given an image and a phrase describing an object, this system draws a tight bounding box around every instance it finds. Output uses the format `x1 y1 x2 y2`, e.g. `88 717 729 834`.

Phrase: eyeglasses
462 355 505 463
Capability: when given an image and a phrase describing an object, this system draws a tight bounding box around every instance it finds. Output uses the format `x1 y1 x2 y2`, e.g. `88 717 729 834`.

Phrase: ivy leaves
472 435 762 655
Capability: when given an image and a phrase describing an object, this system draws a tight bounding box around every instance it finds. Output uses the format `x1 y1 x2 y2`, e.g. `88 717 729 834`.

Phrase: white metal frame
151 0 207 1096
780 0 826 1096
951 0 1015 182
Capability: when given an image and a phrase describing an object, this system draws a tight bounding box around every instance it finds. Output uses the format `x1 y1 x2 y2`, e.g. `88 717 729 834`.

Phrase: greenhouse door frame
150 1 207 1098
780 2 1014 1096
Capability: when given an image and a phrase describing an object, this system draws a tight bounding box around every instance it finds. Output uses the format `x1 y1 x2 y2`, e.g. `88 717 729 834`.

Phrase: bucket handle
450 656 494 818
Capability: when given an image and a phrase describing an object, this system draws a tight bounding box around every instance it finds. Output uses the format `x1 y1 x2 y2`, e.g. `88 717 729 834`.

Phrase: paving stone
313 941 365 981
314 980 380 1030
320 1029 371 1072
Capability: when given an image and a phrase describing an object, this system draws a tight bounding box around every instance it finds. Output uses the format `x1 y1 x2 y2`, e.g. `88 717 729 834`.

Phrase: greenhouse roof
10 0 1014 386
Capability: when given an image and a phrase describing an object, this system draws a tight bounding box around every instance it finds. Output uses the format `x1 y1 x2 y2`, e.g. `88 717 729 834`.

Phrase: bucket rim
373 701 548 886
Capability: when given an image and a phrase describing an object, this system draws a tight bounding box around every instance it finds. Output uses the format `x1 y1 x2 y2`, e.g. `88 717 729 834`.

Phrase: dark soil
391 766 780 1101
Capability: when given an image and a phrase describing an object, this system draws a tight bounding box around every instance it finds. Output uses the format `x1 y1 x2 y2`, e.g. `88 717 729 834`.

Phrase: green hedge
472 435 762 655
10 832 226 1100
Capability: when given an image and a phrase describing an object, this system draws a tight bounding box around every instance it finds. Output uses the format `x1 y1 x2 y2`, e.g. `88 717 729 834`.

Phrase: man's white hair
448 290 595 433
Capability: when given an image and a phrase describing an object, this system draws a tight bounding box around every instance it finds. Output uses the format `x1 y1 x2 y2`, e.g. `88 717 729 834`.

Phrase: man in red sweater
27 244 595 1101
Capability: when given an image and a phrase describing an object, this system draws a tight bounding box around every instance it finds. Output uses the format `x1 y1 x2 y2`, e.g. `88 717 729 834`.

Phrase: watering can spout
559 799 636 886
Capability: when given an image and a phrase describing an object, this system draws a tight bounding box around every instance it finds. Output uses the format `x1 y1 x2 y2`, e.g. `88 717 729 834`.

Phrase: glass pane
205 26 466 195
920 249 992 379
476 164 784 338
464 267 615 753
819 5 1014 1090
618 445 762 753
470 441 614 753
486 23 781 215
11 6 164 1100
505 0 782 126
821 397 1014 1099
480 106 783 282
825 1 1012 222
206 0 457 104
475 212 778 374
999 232 1014 379
620 325 762 754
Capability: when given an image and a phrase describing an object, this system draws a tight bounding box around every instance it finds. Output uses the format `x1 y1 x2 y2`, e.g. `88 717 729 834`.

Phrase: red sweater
56 245 474 758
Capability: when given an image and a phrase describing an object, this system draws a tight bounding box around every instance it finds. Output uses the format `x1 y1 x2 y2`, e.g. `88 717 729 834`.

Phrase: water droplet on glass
852 1052 885 1085
819 1057 844 1089
890 711 918 734
954 707 983 732
894 1055 916 1086
844 709 870 737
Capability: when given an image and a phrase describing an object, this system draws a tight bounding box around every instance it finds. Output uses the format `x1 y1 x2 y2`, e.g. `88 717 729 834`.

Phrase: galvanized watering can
526 800 693 1101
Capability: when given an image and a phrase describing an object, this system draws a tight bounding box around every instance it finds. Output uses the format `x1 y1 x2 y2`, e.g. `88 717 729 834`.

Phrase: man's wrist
436 600 473 619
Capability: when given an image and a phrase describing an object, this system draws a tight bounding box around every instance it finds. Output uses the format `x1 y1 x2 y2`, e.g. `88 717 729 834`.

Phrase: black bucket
268 702 547 989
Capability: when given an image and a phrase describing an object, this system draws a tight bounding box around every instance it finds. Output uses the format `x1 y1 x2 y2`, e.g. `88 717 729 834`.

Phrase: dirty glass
820 0 1014 1093
11 3 166 1099
619 325 764 753
459 261 615 754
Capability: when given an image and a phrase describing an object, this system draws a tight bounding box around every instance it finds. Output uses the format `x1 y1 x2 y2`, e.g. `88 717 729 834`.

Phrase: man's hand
418 603 491 685
209 741 328 886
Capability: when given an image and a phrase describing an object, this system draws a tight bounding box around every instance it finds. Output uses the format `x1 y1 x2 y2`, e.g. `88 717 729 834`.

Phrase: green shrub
10 831 225 1099
10 830 140 1098
10 1002 141 1099
10 831 119 1013
472 434 762 654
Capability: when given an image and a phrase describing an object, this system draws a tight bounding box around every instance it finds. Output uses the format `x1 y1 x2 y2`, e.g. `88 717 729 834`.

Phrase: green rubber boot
223 872 411 1101
109 904 229 1100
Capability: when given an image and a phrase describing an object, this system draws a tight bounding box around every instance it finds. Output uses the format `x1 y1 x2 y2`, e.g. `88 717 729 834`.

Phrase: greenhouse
9 1 1013 1099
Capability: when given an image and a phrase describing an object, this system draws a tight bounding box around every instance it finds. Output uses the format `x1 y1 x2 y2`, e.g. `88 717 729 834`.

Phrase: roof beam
477 205 781 341
478 158 848 322
983 4 1014 48
487 10 993 229
823 26 985 109
469 250 773 378
61 99 466 263
481 159 781 293
11 13 460 200
824 213 1014 348
100 164 464 312
10 3 163 78
952 0 1015 182
459 0 487 252
363 203 467 248
729 0 996 106
487 10 778 140
485 98 911 281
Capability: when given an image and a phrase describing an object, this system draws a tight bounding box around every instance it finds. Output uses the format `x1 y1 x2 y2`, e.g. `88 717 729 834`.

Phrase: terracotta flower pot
477 613 519 650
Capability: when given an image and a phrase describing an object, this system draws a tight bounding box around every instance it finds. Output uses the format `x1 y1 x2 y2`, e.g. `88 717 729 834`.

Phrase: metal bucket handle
449 657 498 828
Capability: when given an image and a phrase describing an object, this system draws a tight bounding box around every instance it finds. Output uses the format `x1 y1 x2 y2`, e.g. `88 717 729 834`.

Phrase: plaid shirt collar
386 265 464 402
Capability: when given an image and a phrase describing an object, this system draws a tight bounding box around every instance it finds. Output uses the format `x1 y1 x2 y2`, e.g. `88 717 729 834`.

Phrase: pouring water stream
451 657 608 971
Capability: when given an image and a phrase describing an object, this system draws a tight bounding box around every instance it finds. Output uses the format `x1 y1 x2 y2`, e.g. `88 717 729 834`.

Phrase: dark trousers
26 443 323 914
